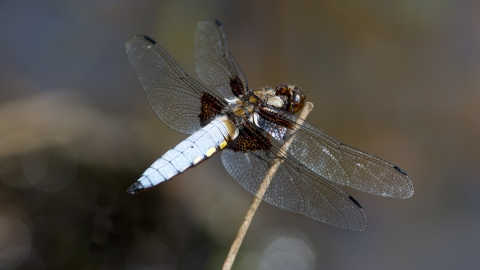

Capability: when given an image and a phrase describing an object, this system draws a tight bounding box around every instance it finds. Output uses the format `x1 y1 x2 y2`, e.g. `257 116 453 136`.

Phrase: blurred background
0 0 479 269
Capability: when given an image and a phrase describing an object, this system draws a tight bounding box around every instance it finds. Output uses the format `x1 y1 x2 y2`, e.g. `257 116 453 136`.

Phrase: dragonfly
125 19 414 231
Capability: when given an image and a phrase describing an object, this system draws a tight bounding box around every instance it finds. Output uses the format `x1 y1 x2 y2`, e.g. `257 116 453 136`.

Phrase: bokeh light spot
22 136 77 192
0 216 31 269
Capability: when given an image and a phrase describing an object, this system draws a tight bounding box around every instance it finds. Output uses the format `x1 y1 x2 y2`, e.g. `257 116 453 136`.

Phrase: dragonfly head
274 84 306 113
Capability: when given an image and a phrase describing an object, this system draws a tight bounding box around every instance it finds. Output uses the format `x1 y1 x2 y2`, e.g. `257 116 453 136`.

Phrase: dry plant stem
222 102 314 270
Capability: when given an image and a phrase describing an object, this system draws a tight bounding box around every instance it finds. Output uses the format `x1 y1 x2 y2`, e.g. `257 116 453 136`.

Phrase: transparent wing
221 149 367 231
257 109 414 198
194 19 248 99
292 121 414 198
126 35 226 134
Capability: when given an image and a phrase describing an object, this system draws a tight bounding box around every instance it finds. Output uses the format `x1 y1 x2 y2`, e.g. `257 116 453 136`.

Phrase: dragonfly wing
194 19 248 99
256 109 414 198
221 148 367 231
126 35 226 134
288 119 414 198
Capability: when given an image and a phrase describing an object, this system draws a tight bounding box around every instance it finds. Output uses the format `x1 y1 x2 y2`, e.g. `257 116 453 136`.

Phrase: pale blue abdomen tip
127 182 144 194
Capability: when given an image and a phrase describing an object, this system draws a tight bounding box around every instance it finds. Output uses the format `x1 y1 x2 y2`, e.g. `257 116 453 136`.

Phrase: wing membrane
258 109 414 198
194 19 248 99
221 148 367 231
290 121 414 198
126 35 226 134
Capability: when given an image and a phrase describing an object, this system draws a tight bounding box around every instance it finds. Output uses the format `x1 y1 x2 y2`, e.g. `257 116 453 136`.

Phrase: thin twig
222 102 314 270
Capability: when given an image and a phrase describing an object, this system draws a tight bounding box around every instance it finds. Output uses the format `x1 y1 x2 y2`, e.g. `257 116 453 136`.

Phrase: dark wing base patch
199 92 225 127
228 122 271 152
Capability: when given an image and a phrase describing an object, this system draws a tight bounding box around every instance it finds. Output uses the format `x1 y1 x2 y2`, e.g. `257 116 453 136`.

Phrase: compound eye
289 86 306 113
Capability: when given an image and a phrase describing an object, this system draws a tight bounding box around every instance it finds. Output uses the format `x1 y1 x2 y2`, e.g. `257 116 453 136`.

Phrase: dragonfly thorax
225 96 256 122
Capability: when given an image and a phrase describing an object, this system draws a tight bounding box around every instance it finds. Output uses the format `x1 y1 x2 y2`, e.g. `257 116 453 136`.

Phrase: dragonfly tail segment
127 182 144 194
127 116 237 194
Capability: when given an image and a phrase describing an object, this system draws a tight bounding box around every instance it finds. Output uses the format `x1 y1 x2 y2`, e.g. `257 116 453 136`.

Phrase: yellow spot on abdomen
219 140 227 149
193 156 203 165
206 147 216 157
